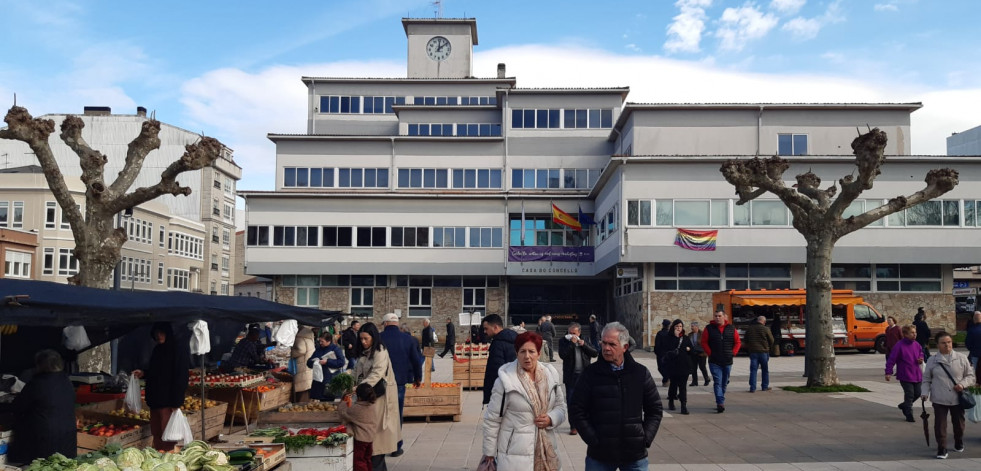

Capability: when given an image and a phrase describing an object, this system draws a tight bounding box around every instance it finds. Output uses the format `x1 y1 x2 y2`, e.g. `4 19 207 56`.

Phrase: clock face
426 36 452 61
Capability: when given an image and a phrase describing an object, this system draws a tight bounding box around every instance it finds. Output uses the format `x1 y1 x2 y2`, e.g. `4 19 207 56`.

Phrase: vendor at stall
309 332 346 401
133 322 190 451
223 324 273 372
9 349 76 464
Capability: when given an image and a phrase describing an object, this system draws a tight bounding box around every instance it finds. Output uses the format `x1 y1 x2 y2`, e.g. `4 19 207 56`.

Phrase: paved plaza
386 348 981 470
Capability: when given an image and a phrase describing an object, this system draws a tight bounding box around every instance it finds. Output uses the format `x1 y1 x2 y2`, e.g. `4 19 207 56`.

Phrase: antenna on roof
12 93 16 107
432 0 442 18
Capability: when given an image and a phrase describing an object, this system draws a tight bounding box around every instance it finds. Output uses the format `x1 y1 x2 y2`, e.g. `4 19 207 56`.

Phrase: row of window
595 204 619 244
407 123 502 137
247 225 505 248
511 108 614 129
213 174 236 196
4 250 31 278
647 262 942 292
0 202 25 229
122 217 154 245
398 168 502 189
168 232 204 259
284 167 390 188
511 168 600 190
285 275 500 316
318 95 497 114
280 274 499 288
40 248 78 276
627 199 981 228
508 217 590 247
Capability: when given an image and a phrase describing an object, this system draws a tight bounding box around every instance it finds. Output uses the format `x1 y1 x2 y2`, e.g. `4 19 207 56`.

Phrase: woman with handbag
663 319 693 415
352 322 400 471
921 331 976 459
481 331 565 470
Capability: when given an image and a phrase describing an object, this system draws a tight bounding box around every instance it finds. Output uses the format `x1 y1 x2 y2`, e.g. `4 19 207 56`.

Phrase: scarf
517 362 560 471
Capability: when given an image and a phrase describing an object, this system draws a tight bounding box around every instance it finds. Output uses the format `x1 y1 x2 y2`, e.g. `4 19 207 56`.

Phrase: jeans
899 381 921 415
748 352 769 391
585 455 648 471
396 384 406 451
709 362 731 405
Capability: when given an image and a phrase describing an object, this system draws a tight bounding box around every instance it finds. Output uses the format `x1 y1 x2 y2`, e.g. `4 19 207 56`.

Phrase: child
339 382 378 471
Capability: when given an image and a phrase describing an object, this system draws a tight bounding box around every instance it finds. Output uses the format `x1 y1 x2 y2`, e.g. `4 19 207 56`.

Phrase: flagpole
520 200 525 246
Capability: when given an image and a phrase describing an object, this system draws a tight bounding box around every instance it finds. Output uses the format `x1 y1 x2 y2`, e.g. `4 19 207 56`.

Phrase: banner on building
508 246 594 262
674 228 718 251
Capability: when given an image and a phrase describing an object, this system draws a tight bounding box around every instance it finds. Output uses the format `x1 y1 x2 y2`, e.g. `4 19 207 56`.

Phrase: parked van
711 289 888 355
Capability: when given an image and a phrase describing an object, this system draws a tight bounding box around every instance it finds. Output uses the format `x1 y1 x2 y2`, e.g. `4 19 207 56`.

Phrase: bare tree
0 105 224 289
720 128 958 386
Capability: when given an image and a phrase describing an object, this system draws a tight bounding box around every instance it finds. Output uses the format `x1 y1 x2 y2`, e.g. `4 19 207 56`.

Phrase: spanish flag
552 204 582 231
674 228 718 251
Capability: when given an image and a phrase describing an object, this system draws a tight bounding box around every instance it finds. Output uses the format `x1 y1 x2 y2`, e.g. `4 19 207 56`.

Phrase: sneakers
954 442 964 453
716 404 725 413
936 447 948 459
680 404 689 415
762 387 772 391
704 379 710 386
689 382 698 387
390 449 404 458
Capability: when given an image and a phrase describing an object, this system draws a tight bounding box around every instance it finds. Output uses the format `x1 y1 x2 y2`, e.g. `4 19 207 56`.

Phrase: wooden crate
213 443 286 471
452 357 486 389
75 415 151 451
204 383 292 423
403 385 462 422
258 402 342 425
286 436 353 471
77 436 153 456
185 401 228 440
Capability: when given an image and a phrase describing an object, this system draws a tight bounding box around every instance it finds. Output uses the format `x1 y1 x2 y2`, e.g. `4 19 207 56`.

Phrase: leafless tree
720 128 958 386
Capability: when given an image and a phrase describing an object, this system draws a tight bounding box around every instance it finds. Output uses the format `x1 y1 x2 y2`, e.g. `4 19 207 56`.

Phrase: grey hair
568 322 581 331
602 322 630 346
758 316 767 323
35 349 64 373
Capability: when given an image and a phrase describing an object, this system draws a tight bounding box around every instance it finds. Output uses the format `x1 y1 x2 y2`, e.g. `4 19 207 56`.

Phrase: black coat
145 325 191 409
341 327 360 359
10 372 77 463
482 328 518 404
559 336 598 385
444 322 456 344
421 325 435 348
660 334 693 378
568 351 663 465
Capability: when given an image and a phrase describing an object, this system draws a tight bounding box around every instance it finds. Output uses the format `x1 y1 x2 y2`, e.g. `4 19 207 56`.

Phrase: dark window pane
424 169 435 188
284 168 296 187
512 169 523 188
678 263 720 277
465 169 476 188
410 169 422 187
654 263 677 277
419 124 430 136
523 110 534 128
436 169 448 188
875 264 900 278
363 96 374 113
405 227 416 247
364 168 376 187
408 124 418 136
452 169 464 188
778 135 793 156
468 124 478 135
323 227 337 246
372 227 385 246
284 226 295 246
414 97 424 105
310 168 322 187
337 227 352 246
490 169 501 188
357 227 371 246
329 96 339 113
536 109 548 128
296 168 308 186
512 109 523 128
564 110 575 128
398 169 409 187
436 96 447 105
455 228 465 247
319 96 329 113
588 109 600 128
433 228 443 247
258 226 269 245
339 168 351 187
479 124 490 136
391 227 403 247
247 226 258 245
679 279 720 290
340 96 350 113
793 134 807 155
900 264 941 278
601 109 613 128
576 109 587 128
549 109 560 128
307 226 319 246
654 280 678 290
749 264 790 278
273 226 284 246
323 168 334 187
350 168 363 187
377 169 388 187
385 97 395 113
417 227 429 247
725 264 748 277
478 169 489 188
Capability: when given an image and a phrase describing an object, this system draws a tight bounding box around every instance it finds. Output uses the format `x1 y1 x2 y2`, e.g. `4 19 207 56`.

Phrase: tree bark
804 234 839 386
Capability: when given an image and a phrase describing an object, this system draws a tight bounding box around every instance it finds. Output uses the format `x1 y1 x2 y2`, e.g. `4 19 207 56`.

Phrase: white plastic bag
433 330 439 343
162 408 194 444
969 394 981 424
188 320 211 355
63 325 91 351
275 320 298 348
124 373 142 414
311 360 324 383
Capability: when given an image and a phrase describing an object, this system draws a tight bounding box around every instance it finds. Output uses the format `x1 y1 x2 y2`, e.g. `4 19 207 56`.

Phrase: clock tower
403 18 477 79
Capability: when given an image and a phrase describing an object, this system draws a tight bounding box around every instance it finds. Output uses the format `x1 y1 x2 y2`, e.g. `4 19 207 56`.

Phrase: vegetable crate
454 343 489 358
259 402 342 425
213 442 286 471
185 401 228 440
403 384 462 422
285 436 353 471
75 410 152 451
202 383 292 424
452 357 486 389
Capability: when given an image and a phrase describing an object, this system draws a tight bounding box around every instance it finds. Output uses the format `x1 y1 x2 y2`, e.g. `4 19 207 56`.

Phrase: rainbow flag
552 204 582 231
674 228 717 251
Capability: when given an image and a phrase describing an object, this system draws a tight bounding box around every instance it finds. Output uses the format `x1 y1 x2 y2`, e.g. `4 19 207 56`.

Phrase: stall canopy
730 293 864 307
0 278 341 327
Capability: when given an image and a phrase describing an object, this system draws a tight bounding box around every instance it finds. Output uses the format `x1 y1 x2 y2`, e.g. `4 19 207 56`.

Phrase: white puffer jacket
923 350 976 406
482 360 566 470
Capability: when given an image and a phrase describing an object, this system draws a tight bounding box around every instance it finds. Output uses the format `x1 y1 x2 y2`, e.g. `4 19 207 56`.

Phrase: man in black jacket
421 318 436 372
341 319 361 370
540 315 557 362
559 322 598 435
438 318 456 358
569 322 663 470
481 313 518 405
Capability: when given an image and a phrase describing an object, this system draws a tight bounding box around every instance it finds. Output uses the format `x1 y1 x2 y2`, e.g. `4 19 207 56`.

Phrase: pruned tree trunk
804 235 839 386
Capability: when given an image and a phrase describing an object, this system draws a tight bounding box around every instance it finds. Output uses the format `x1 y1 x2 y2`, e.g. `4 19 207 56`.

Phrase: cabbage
77 464 101 471
116 449 145 469
94 458 120 471
203 451 227 466
152 463 178 471
141 458 162 471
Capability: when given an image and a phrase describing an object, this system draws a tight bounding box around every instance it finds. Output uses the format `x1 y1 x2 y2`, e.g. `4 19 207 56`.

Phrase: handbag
938 362 976 409
372 363 390 397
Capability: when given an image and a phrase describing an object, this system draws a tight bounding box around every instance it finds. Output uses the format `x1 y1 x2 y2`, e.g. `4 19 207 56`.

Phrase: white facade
241 18 981 340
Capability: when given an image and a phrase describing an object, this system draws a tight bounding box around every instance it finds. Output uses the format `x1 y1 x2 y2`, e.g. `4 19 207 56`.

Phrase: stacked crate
452 343 488 389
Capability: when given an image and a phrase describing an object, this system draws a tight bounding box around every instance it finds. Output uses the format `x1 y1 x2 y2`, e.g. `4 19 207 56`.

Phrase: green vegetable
116 448 145 468
276 434 320 452
328 373 355 396
26 453 78 471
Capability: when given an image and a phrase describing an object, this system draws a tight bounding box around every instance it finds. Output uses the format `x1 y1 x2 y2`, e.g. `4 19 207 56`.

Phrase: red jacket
700 321 741 358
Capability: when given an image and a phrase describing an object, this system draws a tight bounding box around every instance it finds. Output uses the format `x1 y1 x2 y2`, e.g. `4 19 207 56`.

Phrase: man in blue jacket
380 312 422 457
481 313 517 405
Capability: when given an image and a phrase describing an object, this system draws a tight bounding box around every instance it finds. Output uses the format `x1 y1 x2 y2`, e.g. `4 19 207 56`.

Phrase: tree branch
720 156 820 215
831 128 887 216
59 115 110 201
108 119 162 196
839 168 960 238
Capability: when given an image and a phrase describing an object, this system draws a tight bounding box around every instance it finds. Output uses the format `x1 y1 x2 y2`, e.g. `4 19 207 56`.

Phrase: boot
689 379 698 386
668 399 675 410
704 378 710 386
680 402 689 415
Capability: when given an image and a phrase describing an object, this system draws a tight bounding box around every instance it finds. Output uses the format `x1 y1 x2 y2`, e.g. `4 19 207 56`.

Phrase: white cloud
874 3 899 12
782 17 821 39
769 0 805 15
664 0 713 54
715 3 780 51
625 43 642 53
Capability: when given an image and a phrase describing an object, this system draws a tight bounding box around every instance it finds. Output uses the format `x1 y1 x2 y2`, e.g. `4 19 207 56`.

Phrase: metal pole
200 354 206 441
111 212 123 375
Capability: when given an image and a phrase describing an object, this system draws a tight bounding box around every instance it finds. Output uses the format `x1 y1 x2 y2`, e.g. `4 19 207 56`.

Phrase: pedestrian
131 322 190 451
309 332 346 401
339 383 379 471
379 312 422 457
744 315 774 393
964 311 981 373
343 320 362 370
653 319 672 386
913 307 931 360
480 331 566 470
421 318 436 372
921 331 975 459
588 314 602 353
884 316 903 356
438 318 456 358
539 316 557 362
568 322 663 470
558 322 598 433
662 319 693 415
769 315 783 357
511 321 527 334
884 324 924 422
353 322 400 470
687 321 710 386
701 311 741 413
290 325 316 404
482 313 518 405
9 349 76 464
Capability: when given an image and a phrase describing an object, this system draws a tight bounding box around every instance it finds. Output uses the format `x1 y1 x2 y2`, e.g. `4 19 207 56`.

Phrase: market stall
403 347 462 421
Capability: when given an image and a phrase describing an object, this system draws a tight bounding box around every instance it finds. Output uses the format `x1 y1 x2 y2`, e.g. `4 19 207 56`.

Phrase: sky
2 0 980 195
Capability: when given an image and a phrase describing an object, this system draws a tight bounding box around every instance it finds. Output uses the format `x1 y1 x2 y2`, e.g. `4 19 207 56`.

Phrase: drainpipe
390 137 396 191
756 105 763 156
502 88 510 324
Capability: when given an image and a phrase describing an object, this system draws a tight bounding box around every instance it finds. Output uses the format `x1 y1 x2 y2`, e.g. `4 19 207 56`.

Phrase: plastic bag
188 320 211 355
969 394 981 423
311 360 324 383
63 325 91 351
162 408 194 444
124 373 142 414
275 320 298 348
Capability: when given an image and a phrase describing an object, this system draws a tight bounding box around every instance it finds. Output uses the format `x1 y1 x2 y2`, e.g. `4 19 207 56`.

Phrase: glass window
906 200 941 226
751 201 788 225
711 200 728 226
674 200 710 226
655 200 673 226
284 168 296 187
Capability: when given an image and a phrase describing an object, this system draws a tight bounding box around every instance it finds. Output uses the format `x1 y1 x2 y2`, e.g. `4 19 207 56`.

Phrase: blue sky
2 0 980 194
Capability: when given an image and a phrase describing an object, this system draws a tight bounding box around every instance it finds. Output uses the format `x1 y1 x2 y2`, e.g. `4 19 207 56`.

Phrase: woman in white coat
481 331 565 470
921 331 976 459
352 322 400 471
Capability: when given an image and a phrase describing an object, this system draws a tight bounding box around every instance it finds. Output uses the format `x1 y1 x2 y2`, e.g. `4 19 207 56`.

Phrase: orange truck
711 289 888 355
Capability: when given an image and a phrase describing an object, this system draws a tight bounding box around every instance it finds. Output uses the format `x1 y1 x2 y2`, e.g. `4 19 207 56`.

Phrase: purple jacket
885 338 924 382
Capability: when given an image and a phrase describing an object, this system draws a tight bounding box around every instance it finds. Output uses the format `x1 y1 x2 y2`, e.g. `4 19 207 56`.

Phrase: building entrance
507 278 609 327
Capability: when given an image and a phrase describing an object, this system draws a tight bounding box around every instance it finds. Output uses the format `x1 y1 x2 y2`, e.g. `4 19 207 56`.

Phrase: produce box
201 383 292 424
452 357 486 389
403 383 462 421
454 343 489 358
213 443 286 471
75 415 151 451
79 398 227 441
285 436 352 471
185 401 228 440
259 401 342 425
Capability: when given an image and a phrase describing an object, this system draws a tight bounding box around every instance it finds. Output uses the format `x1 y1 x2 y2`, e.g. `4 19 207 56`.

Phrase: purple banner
508 246 594 262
